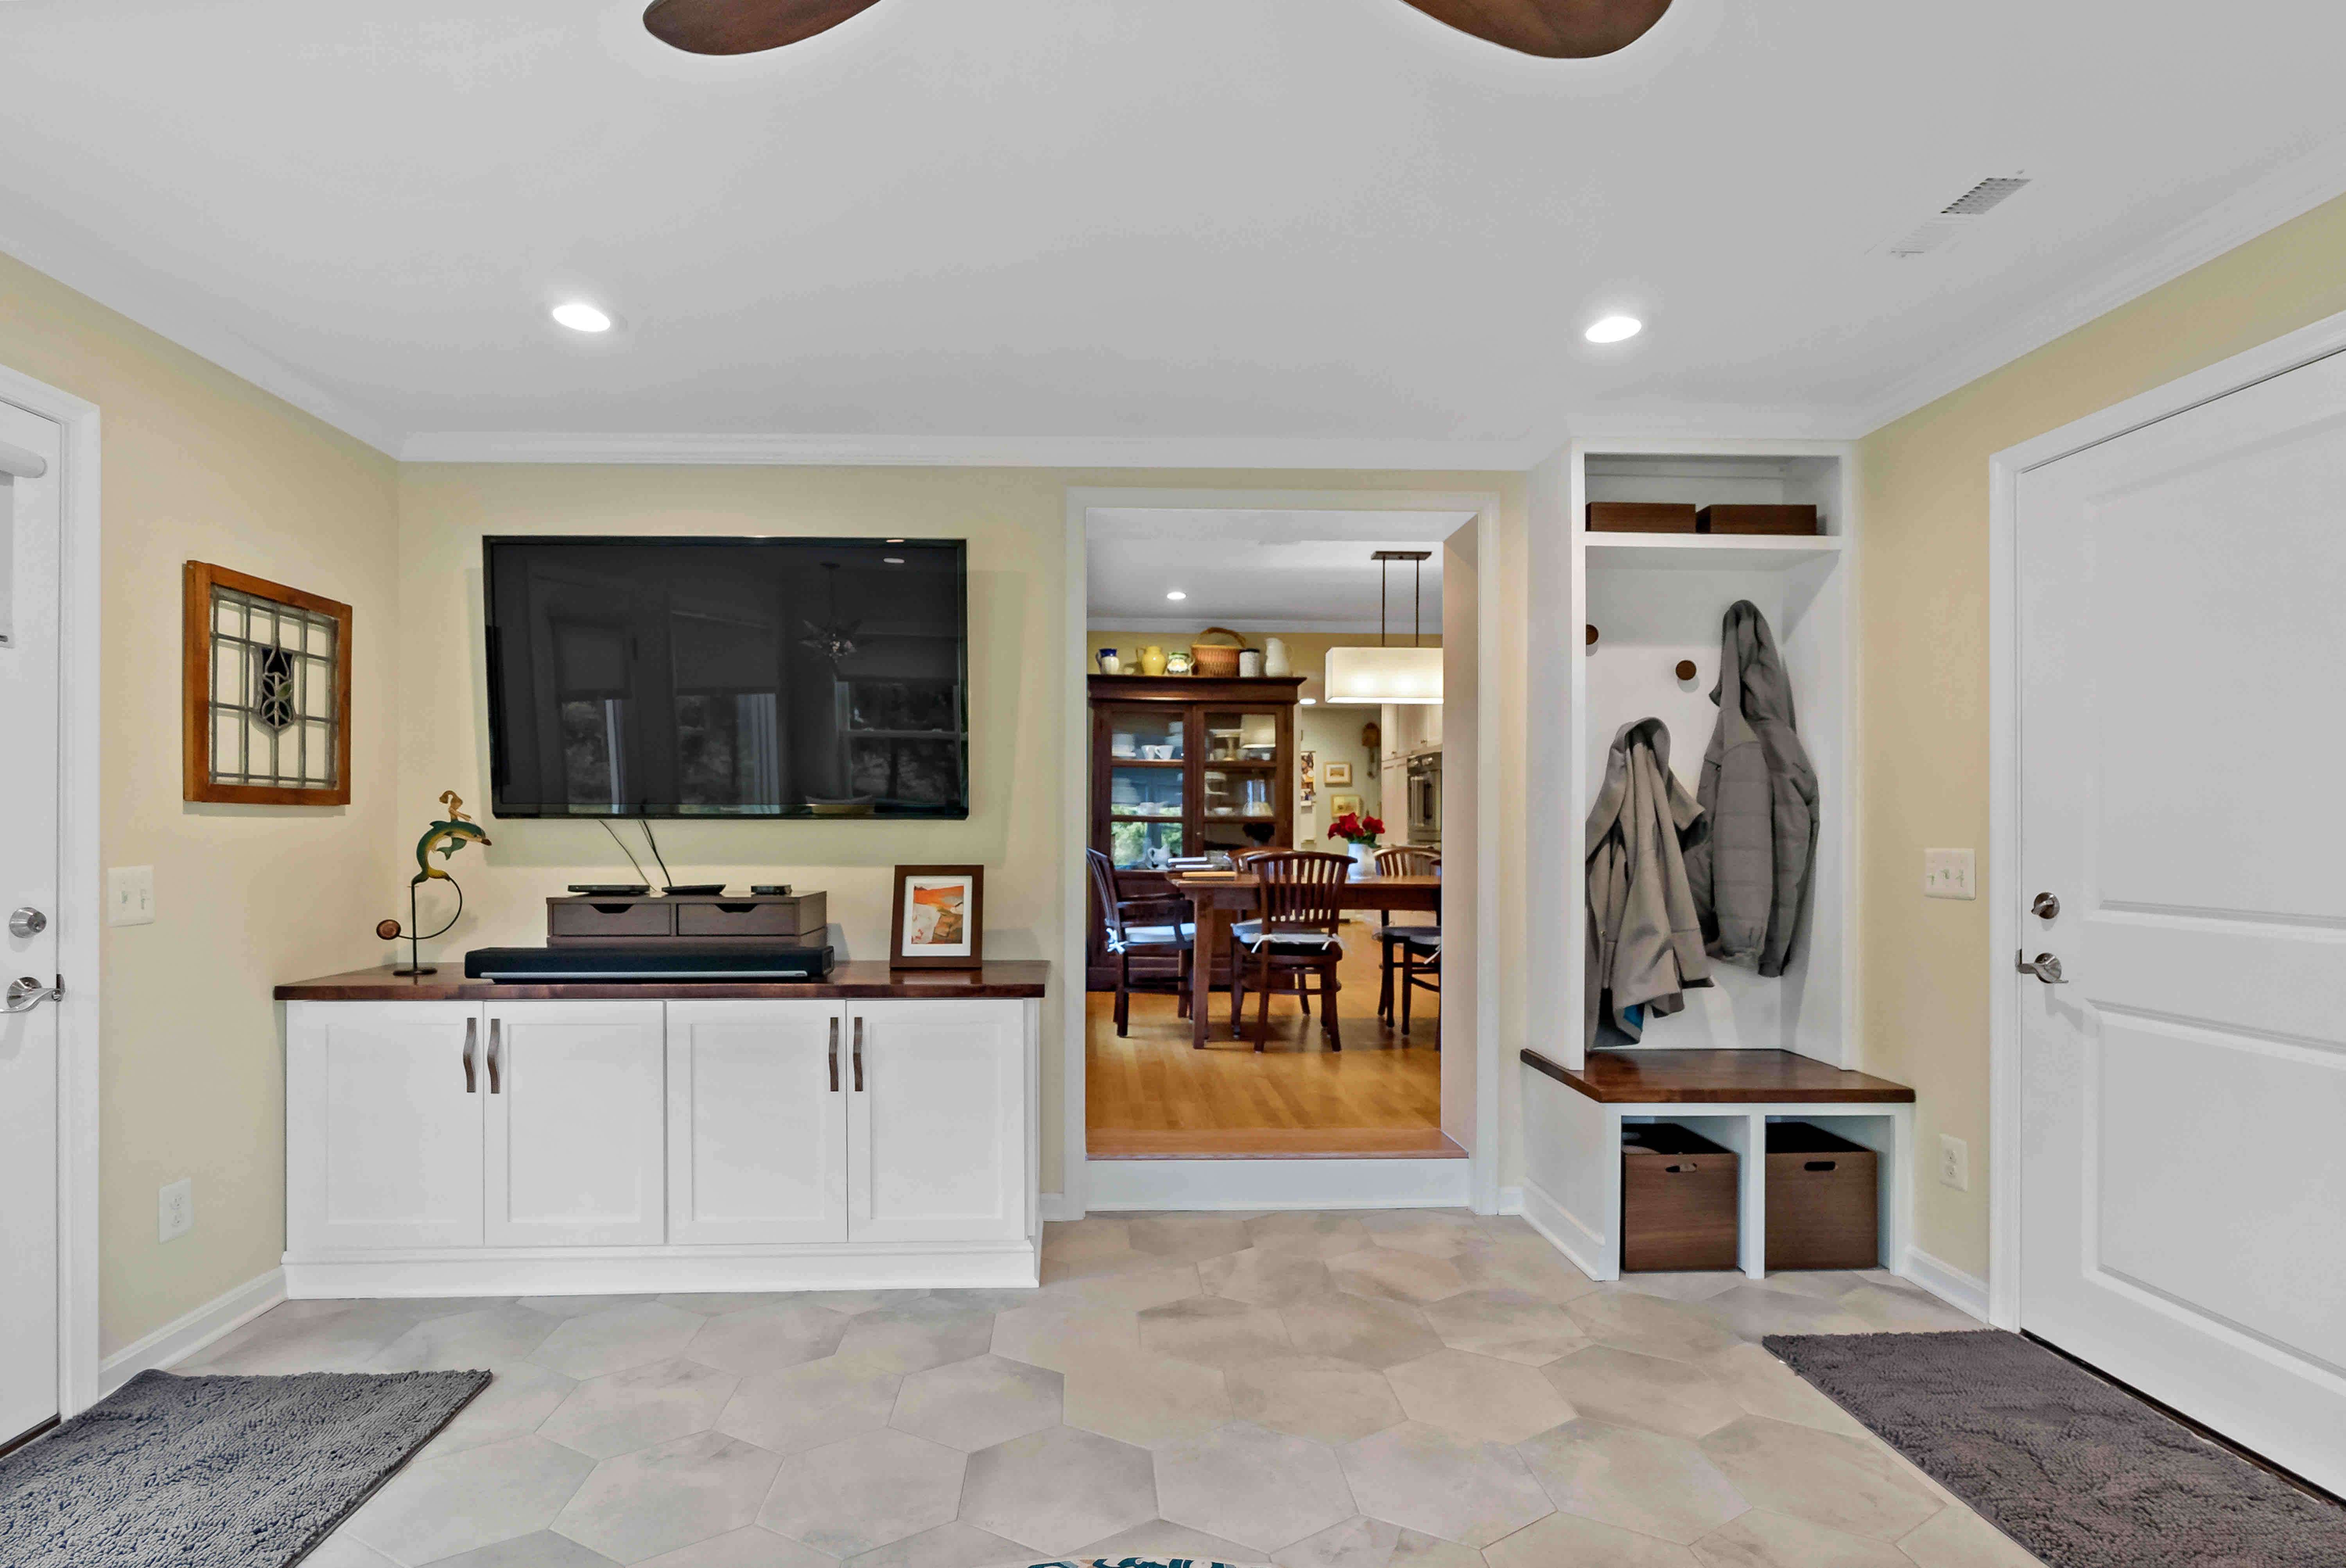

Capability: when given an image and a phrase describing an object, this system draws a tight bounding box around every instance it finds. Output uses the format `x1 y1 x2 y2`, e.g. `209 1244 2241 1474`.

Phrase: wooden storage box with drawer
546 892 827 947
1587 501 1698 534
547 898 673 942
1764 1122 1878 1269
1621 1123 1739 1272
1696 503 1819 536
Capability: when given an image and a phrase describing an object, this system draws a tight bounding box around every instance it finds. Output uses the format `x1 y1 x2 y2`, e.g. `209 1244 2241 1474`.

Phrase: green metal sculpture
378 791 491 976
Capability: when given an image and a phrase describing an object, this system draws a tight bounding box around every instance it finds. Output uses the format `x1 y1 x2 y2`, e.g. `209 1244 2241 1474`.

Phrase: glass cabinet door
1104 704 1187 868
1199 708 1282 856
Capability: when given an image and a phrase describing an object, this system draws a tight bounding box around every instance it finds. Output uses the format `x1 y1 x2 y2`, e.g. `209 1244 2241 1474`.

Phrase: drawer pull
590 902 637 915
716 902 758 914
829 1018 841 1093
1664 1161 1697 1174
1804 1159 1837 1172
463 1017 478 1094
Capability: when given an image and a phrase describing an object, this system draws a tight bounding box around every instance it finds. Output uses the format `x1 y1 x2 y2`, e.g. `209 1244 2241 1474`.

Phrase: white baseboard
1900 1246 1990 1322
283 1241 1037 1298
99 1267 287 1394
1519 1178 1612 1282
1086 1156 1471 1211
1039 1192 1083 1223
1496 1186 1525 1216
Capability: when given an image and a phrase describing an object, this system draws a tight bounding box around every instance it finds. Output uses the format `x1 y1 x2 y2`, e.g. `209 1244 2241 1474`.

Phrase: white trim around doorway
1060 487 1506 1219
0 362 103 1416
1984 304 2346 1333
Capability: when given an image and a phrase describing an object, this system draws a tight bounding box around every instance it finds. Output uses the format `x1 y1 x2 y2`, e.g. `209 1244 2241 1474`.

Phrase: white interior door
667 1000 848 1244
0 400 62 1444
2016 352 2346 1495
486 1000 666 1246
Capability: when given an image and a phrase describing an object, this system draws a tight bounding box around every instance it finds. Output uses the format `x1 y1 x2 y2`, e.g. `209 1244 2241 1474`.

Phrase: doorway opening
1072 500 1481 1179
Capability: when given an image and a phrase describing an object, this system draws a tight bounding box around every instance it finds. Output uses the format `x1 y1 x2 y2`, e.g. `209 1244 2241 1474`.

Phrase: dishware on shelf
1097 647 1123 674
1238 649 1264 677
1112 731 1137 758
1138 645 1168 676
1262 636 1291 677
1164 650 1195 675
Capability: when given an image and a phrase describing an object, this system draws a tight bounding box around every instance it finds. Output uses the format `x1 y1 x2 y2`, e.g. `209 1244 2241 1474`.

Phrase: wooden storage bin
1697 504 1819 536
1588 502 1697 534
1621 1123 1739 1272
675 894 827 940
547 899 674 941
1765 1122 1878 1270
547 892 828 947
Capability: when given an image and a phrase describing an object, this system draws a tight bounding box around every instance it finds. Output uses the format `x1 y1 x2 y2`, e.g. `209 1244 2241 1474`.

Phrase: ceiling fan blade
1400 0 1672 58
642 0 886 56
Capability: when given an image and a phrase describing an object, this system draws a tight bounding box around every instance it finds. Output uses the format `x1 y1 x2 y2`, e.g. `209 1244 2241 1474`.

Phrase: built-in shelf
1581 533 1846 572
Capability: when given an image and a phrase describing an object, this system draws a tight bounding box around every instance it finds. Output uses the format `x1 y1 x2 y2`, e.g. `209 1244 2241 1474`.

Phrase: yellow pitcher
1137 645 1168 677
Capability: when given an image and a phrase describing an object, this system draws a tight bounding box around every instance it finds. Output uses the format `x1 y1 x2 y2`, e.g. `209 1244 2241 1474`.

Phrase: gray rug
0 1368 488 1568
1765 1331 2346 1568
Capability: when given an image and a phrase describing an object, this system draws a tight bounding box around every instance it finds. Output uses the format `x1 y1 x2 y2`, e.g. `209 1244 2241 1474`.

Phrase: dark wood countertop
276 961 1051 1003
1520 1047 1914 1104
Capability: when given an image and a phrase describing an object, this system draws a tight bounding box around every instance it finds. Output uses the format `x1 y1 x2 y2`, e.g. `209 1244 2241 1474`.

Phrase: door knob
2016 951 2067 984
2030 892 2061 920
8 907 45 939
4 975 63 1012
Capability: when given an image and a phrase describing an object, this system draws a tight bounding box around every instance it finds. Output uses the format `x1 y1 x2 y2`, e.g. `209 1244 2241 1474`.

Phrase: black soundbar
464 945 837 983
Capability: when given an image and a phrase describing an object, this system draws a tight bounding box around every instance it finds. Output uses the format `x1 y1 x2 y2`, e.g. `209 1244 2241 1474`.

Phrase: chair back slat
1250 850 1351 937
1085 848 1128 946
1375 846 1440 877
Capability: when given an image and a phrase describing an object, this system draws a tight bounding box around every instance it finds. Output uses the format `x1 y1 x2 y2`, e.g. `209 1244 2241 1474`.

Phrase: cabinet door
484 1000 667 1246
847 1000 1027 1244
286 1002 484 1252
667 1000 848 1245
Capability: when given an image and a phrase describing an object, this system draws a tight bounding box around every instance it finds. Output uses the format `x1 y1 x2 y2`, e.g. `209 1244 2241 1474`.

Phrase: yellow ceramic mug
1138 645 1168 677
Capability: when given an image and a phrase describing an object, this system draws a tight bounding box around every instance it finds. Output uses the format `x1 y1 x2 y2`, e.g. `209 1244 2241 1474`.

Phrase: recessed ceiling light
1166 590 1187 601
884 557 905 564
1584 314 1642 344
551 300 613 334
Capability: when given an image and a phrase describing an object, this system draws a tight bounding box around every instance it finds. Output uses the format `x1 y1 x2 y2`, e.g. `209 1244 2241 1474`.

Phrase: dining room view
1081 505 1469 1164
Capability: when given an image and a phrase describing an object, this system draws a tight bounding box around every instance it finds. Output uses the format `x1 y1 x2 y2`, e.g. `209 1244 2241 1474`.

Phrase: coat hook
1675 659 1698 681
1586 624 1599 647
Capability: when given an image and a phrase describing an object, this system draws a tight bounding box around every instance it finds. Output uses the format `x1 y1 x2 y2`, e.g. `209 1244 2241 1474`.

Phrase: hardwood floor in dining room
1088 918 1450 1158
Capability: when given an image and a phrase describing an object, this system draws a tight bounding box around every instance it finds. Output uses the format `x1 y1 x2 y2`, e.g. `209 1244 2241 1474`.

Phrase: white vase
1348 842 1376 873
1262 636 1291 677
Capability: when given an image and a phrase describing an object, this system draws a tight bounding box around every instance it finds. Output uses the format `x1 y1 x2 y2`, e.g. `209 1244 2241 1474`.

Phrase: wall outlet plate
1938 1134 1970 1192
1923 848 1976 900
108 865 156 926
159 1177 193 1243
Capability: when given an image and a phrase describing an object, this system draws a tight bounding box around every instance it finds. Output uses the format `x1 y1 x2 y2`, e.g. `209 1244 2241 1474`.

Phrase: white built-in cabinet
285 995 1038 1295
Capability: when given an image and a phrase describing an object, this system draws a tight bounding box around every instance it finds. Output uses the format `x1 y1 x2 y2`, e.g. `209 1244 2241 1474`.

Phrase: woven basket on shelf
1189 626 1250 678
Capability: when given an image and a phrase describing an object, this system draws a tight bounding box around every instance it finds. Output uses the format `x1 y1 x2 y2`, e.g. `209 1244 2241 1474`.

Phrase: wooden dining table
1169 871 1442 1048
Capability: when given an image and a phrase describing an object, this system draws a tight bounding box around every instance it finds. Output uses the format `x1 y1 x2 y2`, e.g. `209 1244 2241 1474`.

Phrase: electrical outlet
108 866 156 926
1938 1134 1970 1192
158 1177 194 1243
1923 848 1975 900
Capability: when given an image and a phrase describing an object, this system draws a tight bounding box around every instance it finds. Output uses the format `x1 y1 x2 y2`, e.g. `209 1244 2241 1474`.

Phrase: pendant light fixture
1325 550 1441 705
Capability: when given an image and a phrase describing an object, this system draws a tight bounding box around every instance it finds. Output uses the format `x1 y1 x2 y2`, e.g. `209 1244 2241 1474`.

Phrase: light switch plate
108 865 155 926
1923 848 1975 900
159 1177 193 1243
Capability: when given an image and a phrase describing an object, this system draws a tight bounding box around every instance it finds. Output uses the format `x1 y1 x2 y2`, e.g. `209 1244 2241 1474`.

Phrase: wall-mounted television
484 536 968 819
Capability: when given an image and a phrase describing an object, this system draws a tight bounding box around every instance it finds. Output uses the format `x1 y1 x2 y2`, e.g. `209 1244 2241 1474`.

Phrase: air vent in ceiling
1941 176 2031 215
1880 173 2032 259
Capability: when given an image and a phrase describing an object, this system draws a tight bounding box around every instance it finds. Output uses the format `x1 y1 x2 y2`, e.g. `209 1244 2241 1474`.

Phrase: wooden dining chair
1373 846 1440 1034
1086 848 1194 1037
1229 850 1351 1052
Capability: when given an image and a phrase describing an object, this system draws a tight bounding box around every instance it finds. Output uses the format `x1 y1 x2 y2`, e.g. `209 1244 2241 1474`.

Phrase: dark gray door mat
1765 1331 2346 1568
0 1368 488 1568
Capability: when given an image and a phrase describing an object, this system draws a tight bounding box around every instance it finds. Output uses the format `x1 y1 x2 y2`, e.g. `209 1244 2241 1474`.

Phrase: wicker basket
1189 626 1250 678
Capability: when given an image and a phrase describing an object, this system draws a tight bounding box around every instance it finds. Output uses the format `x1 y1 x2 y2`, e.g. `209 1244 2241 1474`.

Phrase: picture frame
1322 760 1354 786
183 560 353 806
1328 793 1362 818
889 864 986 969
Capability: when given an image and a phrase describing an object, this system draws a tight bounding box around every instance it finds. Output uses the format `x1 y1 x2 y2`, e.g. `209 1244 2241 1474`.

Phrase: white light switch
108 866 156 926
1923 848 1975 901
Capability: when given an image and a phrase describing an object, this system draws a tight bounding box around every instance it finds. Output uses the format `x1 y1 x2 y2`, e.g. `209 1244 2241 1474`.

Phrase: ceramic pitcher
1262 636 1291 677
1138 645 1168 677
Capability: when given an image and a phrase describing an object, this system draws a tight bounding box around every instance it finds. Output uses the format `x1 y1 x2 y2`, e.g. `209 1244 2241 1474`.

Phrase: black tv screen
484 536 968 819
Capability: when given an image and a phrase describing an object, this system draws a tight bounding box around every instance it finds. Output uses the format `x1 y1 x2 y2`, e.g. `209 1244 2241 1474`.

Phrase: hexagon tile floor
183 1212 2039 1568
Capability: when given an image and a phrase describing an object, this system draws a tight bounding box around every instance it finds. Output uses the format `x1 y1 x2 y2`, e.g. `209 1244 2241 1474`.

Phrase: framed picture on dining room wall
889 864 985 969
1322 761 1353 786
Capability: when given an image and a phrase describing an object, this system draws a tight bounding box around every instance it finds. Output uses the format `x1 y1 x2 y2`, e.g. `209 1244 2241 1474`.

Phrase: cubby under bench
1518 1047 1914 1282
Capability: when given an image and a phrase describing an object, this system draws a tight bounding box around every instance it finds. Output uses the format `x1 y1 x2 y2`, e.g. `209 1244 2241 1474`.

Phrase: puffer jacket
1585 717 1711 1049
1683 600 1818 977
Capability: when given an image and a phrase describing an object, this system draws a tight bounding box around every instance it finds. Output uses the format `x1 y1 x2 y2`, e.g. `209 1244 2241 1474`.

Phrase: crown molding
1851 132 2346 436
396 428 1553 470
0 231 403 458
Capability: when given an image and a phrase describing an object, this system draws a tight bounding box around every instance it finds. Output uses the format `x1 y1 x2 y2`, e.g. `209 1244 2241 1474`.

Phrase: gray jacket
1684 601 1818 977
1585 717 1711 1049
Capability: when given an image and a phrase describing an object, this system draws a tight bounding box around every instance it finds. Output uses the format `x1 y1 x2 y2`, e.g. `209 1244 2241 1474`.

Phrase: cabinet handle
487 1017 503 1094
829 1017 841 1093
462 1017 478 1094
852 1016 865 1093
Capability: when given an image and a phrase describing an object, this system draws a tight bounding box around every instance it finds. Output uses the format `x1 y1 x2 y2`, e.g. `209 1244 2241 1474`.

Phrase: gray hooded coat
1683 600 1818 977
1585 717 1711 1049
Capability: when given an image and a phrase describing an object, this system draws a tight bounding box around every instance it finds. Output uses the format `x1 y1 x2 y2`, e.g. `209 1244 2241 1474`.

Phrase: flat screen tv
484 536 968 819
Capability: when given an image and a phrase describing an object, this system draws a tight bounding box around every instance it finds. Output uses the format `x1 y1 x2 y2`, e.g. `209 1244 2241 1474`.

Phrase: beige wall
0 254 402 1356
404 471 1523 1197
1857 191 2346 1279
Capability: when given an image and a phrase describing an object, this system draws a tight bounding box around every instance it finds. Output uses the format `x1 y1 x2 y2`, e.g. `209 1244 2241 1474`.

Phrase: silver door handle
2030 892 2061 920
486 1017 503 1093
9 907 47 939
4 975 62 1012
463 1017 478 1093
2016 950 2067 984
852 1016 865 1093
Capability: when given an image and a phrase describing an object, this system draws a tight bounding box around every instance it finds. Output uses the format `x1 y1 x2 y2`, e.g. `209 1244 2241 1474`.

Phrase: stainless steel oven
1405 750 1441 845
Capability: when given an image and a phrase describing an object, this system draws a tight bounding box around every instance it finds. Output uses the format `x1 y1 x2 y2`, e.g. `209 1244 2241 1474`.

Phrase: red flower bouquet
1328 811 1385 847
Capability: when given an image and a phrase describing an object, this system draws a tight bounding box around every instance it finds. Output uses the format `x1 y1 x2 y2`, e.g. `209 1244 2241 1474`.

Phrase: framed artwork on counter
889 864 985 968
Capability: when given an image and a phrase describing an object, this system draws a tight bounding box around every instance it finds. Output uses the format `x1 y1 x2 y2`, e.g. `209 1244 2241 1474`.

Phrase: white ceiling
6 0 2346 459
1087 509 1464 633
